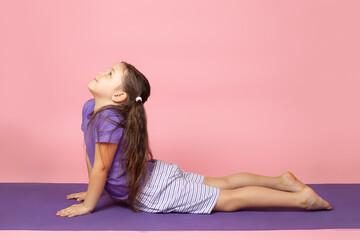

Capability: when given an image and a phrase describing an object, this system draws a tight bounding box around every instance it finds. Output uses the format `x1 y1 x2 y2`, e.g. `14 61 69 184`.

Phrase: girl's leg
212 185 332 212
204 171 306 192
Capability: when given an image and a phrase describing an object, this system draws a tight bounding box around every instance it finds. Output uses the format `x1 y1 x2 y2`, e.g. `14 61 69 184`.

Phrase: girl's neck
93 98 118 115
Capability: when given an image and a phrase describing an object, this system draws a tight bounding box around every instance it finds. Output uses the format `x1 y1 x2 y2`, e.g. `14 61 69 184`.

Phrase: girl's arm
86 152 92 180
86 150 109 195
82 142 118 212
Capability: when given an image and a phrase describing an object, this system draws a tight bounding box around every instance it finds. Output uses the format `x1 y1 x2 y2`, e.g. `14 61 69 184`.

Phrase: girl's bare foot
300 186 333 210
280 171 307 192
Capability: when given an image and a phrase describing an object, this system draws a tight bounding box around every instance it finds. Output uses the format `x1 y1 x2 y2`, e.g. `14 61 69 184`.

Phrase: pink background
0 0 359 185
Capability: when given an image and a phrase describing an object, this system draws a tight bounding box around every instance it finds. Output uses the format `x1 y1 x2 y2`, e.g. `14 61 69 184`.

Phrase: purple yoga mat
0 183 359 230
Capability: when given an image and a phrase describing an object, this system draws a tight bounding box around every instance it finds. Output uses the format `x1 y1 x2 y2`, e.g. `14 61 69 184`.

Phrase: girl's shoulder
82 99 124 124
98 107 124 123
82 99 95 112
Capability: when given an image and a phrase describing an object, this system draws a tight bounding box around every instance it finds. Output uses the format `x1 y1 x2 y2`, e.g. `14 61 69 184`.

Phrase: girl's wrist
82 203 92 212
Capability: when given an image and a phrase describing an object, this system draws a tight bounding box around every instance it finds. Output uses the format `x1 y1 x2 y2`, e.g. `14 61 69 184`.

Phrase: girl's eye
108 72 112 76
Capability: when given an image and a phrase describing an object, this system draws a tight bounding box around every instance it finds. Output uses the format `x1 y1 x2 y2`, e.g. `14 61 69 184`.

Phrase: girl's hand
66 191 87 202
56 203 92 218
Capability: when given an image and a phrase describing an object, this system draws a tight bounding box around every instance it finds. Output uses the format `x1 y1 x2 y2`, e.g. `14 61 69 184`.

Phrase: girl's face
88 63 127 103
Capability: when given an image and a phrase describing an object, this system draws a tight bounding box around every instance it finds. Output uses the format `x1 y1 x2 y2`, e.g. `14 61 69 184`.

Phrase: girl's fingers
57 207 70 214
57 204 89 218
67 192 86 200
60 211 71 217
66 192 80 197
67 195 78 199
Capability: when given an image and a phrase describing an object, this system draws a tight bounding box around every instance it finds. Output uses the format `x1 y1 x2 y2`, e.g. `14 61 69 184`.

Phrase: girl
56 61 332 218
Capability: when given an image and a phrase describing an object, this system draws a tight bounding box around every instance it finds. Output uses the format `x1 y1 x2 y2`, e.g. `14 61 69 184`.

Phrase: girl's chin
87 85 96 94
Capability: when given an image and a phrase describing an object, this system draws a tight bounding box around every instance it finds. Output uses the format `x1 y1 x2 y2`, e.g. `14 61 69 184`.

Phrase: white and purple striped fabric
134 159 220 214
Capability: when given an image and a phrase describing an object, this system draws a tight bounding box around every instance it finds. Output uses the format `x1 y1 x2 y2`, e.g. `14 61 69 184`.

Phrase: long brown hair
85 61 153 212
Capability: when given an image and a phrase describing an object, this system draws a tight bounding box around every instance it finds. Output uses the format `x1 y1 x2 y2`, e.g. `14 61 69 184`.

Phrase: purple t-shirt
81 99 154 201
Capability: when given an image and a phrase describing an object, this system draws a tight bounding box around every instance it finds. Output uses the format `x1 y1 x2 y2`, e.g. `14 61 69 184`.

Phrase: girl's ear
112 91 127 103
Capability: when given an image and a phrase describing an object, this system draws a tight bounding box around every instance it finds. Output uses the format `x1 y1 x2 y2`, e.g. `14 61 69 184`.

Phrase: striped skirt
134 159 220 214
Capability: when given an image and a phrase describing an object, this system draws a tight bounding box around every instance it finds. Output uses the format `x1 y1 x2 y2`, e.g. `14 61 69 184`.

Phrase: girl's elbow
92 165 110 174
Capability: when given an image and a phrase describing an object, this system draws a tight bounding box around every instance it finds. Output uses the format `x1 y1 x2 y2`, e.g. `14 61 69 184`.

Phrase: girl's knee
212 189 239 212
204 176 232 189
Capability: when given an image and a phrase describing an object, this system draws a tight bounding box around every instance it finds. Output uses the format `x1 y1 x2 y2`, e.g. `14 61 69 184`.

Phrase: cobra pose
56 61 332 218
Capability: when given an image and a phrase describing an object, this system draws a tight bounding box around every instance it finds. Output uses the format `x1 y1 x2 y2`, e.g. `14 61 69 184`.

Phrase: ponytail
121 97 153 212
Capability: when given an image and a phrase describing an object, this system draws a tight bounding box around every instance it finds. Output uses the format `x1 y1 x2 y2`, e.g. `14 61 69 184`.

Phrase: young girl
56 61 332 218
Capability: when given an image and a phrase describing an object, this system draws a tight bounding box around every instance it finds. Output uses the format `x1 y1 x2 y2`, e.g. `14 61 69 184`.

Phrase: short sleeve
94 109 124 143
81 99 94 133
81 102 86 132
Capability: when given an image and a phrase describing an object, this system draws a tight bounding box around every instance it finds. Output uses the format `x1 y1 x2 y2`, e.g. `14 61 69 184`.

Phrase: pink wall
0 0 359 184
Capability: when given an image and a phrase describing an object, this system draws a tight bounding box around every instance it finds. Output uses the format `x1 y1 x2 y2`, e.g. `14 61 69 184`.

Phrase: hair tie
135 96 142 102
